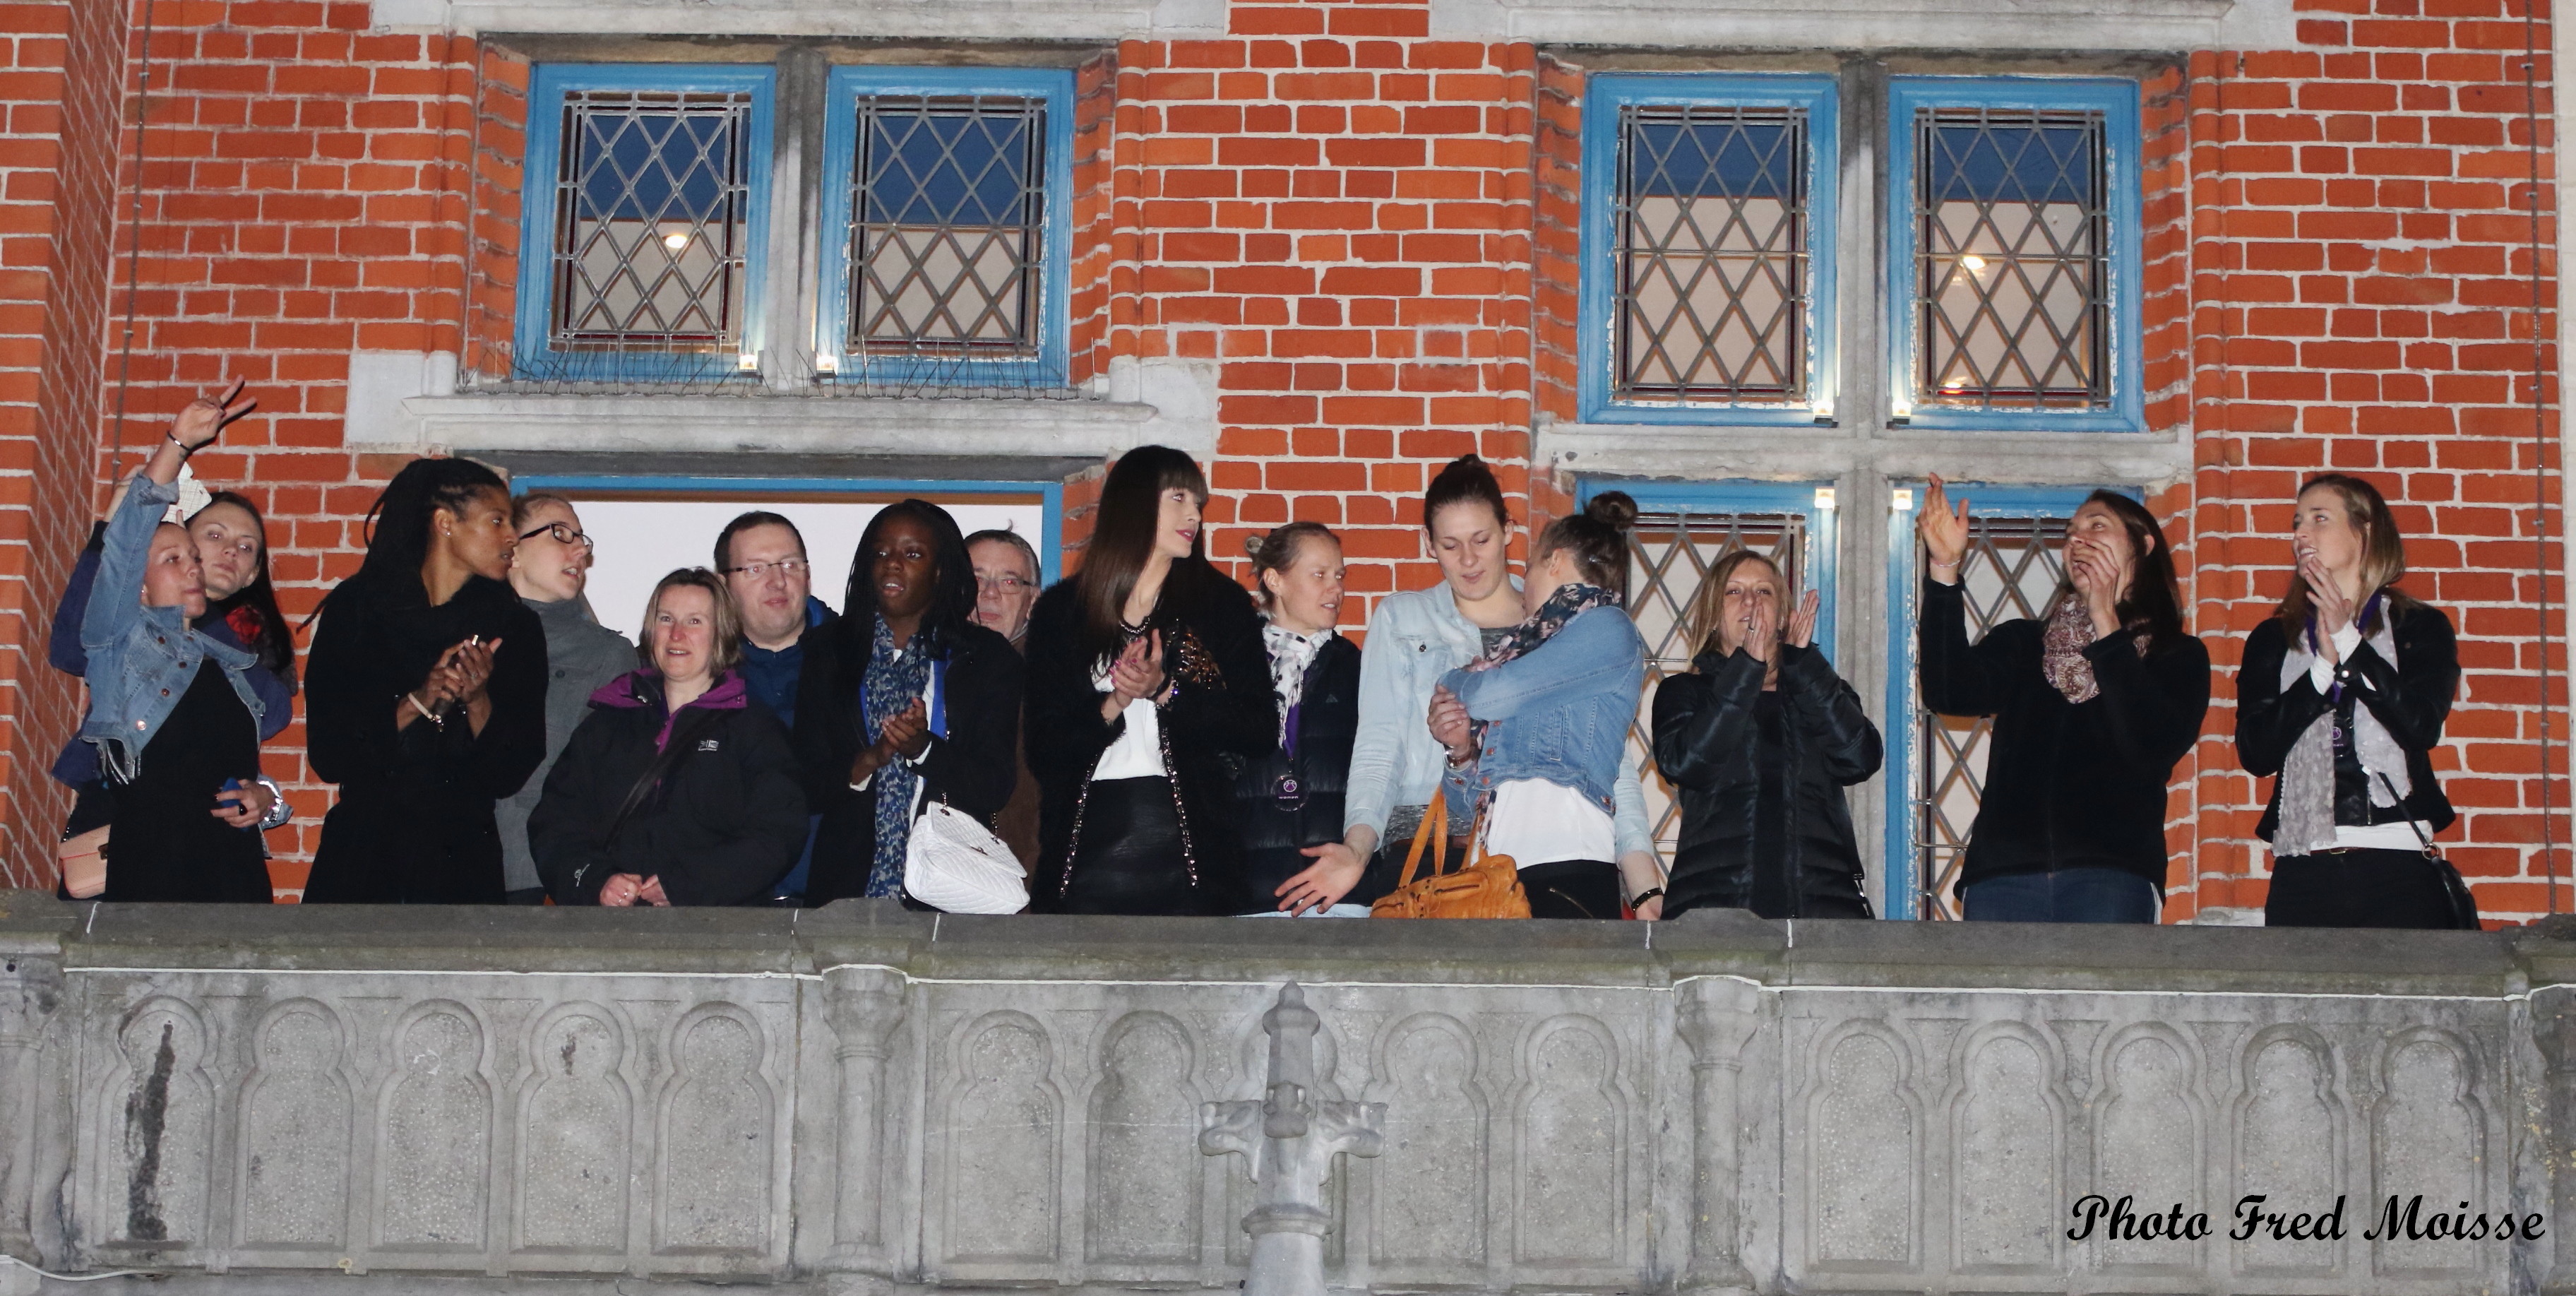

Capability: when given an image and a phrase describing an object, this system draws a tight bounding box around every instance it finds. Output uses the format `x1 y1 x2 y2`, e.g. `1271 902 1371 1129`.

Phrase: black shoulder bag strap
572 707 724 892
2374 771 2480 931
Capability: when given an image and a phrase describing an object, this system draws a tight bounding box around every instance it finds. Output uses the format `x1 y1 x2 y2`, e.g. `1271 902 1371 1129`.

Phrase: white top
1484 778 1614 868
1092 665 1167 780
2302 621 2433 852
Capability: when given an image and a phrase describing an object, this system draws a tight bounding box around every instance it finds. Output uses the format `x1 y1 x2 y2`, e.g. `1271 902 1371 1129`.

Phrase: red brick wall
0 0 128 887
0 0 2558 920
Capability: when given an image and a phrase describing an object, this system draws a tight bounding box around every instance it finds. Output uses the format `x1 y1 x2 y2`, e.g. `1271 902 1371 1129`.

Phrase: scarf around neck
2039 593 2151 703
1262 621 1331 747
862 614 936 898
1462 583 1621 743
2274 596 2409 856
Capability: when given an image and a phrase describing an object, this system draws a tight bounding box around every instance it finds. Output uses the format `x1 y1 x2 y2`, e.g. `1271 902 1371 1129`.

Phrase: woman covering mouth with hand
530 569 808 907
795 499 1024 905
1024 446 1275 915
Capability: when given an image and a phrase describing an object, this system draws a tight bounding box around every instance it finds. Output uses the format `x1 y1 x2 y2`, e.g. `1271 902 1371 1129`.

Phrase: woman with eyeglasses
494 494 636 904
301 456 549 905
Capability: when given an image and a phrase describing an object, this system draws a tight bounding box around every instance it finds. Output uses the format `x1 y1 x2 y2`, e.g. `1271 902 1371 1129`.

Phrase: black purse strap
2372 771 2438 860
603 708 722 848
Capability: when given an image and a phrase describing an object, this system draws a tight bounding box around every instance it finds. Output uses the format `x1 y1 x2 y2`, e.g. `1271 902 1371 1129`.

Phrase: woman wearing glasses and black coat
494 494 636 903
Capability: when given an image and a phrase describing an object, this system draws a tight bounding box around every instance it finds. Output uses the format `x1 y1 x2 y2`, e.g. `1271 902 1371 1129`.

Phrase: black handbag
2376 772 2481 931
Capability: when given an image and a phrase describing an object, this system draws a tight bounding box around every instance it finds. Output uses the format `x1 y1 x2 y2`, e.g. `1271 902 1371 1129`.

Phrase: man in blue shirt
717 511 837 900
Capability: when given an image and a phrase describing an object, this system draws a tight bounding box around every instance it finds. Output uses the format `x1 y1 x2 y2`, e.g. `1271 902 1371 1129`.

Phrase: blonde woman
1651 550 1879 920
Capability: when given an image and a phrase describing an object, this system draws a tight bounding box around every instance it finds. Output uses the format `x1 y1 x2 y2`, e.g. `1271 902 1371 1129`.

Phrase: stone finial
1202 983 1383 1296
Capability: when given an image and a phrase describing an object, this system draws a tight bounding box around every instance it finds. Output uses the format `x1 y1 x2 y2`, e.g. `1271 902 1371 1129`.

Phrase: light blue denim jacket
1344 584 1652 858
1437 605 1645 821
79 475 263 780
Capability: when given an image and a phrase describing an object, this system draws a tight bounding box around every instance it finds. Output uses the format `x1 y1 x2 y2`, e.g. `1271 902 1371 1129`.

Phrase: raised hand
1112 629 1168 705
1741 597 1780 663
169 379 257 452
443 637 499 705
1918 473 1971 582
1786 588 1820 650
879 698 931 760
2298 544 2356 658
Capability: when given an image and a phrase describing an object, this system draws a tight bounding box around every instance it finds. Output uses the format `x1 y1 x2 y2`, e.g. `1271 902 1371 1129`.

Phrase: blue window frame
1881 482 2133 919
516 64 778 384
818 67 1076 390
1579 73 1839 427
1885 77 2143 432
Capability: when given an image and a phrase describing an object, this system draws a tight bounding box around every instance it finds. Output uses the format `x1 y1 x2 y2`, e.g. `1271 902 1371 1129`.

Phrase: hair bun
1241 531 1268 559
1585 491 1639 530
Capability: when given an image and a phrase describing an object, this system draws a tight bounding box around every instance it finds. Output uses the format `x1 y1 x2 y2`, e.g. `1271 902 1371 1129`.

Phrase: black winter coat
529 670 809 906
1917 579 2210 896
1231 633 1363 912
1022 561 1277 912
302 571 548 905
2235 601 2457 843
1652 643 1880 920
794 615 1025 905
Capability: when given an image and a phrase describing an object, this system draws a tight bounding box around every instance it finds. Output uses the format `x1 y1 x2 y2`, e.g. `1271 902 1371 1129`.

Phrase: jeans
1962 867 2159 924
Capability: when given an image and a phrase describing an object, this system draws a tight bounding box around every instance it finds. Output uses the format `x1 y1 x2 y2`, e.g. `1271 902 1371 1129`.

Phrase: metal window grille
1913 107 2109 411
1624 506 1811 856
551 89 755 356
1614 105 1808 404
847 96 1046 371
1912 513 2075 920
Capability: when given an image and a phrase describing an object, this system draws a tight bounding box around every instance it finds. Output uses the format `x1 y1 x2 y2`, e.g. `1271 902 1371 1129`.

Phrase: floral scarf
1262 622 1331 747
2039 593 2151 704
862 616 934 898
1462 583 1621 741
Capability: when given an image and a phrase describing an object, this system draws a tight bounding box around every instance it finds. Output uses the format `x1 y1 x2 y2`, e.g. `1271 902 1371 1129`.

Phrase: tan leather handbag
58 825 107 899
1368 792 1530 920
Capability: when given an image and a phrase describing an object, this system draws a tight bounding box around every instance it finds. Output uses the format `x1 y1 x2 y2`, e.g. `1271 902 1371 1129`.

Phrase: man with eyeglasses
716 511 839 902
964 527 1044 869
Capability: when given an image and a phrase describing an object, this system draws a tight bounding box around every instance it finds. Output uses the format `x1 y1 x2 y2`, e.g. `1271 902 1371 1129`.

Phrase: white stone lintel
1435 0 2296 51
373 0 1223 40
1539 421 2195 492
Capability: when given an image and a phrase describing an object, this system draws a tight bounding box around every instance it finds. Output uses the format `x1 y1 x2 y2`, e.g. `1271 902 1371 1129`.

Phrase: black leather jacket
2236 600 2457 843
1651 643 1880 919
1229 634 1366 912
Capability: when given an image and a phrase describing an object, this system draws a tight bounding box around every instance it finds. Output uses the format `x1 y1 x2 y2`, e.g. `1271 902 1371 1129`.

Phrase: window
1885 77 2142 431
818 67 1076 391
516 64 777 382
1579 73 1839 426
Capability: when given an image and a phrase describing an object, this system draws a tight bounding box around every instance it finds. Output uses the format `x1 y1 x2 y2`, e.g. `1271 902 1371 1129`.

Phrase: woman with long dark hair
2236 474 2462 928
1023 446 1274 915
1435 493 1662 919
796 499 1023 905
1652 550 1879 920
532 569 807 906
1914 475 2209 922
300 456 548 904
1233 523 1368 915
72 384 279 901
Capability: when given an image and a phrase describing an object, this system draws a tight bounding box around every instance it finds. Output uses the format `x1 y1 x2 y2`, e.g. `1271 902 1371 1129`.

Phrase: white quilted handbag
903 798 1029 914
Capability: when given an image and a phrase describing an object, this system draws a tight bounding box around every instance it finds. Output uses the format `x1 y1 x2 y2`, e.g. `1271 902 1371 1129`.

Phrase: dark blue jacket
737 596 837 729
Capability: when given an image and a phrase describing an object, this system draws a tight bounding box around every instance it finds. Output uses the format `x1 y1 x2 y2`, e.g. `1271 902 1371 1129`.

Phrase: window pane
551 90 753 354
1914 108 2107 410
849 97 1045 360
1615 105 1808 404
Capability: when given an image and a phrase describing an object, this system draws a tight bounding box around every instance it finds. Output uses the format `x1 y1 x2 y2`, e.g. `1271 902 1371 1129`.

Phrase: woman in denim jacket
1275 456 1659 915
1432 493 1661 919
77 383 278 901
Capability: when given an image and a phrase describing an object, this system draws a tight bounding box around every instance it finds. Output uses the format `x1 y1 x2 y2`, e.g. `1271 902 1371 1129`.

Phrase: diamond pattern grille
1626 507 1810 857
551 90 753 354
1914 107 2108 410
847 96 1046 368
1614 105 1808 404
1914 513 2074 920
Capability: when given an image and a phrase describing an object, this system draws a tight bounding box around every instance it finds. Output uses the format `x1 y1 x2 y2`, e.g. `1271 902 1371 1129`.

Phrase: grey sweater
497 595 637 894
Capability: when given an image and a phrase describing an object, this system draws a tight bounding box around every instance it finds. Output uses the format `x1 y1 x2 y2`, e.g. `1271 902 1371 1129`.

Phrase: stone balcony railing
1 893 2571 1295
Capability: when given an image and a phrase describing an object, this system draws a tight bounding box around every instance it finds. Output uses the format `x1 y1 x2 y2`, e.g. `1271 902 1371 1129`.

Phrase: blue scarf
862 617 934 898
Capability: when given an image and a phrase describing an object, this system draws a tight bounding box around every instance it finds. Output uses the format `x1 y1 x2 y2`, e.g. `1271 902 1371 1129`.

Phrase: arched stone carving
2370 1030 2483 1276
1513 1015 1623 1267
2092 1026 2204 1271
1365 1012 1486 1270
236 1001 351 1248
515 1004 631 1255
655 1006 773 1254
107 997 215 1249
1806 1023 1916 1269
374 1002 492 1250
1950 1025 2061 1272
1085 1011 1200 1266
2231 1027 2344 1276
941 1011 1061 1265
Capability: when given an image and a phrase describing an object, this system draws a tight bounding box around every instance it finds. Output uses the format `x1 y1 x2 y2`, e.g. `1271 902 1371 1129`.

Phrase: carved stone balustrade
0 893 2566 1295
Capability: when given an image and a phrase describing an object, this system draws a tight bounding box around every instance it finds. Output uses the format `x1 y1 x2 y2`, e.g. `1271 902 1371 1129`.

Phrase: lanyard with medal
1272 702 1305 811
